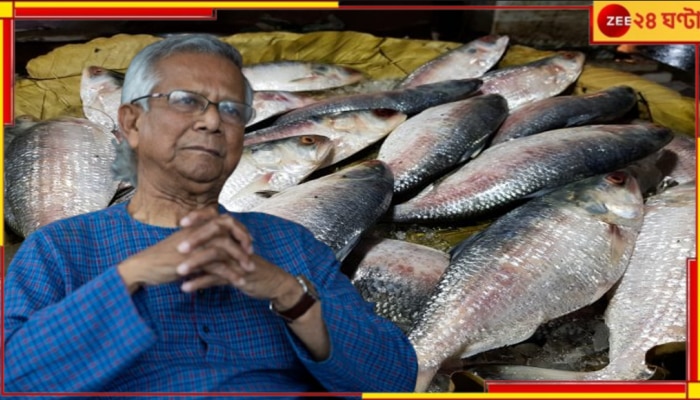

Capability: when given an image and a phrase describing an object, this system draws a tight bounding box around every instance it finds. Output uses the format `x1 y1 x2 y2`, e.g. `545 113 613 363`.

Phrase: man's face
125 51 248 194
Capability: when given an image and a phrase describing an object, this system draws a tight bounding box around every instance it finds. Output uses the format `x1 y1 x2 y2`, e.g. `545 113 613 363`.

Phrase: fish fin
521 186 561 200
254 190 279 198
289 76 317 83
461 143 487 161
566 112 602 127
449 230 488 260
608 223 625 266
234 174 279 199
467 364 590 381
335 235 362 262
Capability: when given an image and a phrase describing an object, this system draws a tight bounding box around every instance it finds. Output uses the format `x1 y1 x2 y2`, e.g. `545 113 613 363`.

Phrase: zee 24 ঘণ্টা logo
597 3 632 37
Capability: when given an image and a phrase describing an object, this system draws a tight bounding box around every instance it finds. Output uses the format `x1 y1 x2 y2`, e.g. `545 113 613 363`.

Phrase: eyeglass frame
129 89 255 125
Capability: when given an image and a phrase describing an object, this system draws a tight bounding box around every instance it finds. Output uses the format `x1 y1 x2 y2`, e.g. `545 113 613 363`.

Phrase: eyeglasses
130 89 255 125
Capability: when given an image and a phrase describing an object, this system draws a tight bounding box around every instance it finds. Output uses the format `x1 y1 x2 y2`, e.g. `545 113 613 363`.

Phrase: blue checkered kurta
4 203 417 397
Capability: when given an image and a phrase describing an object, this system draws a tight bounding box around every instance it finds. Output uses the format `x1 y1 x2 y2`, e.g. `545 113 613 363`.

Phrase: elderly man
4 34 418 396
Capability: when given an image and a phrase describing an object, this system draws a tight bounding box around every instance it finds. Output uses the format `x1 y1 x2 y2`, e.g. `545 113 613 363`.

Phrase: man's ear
118 103 141 148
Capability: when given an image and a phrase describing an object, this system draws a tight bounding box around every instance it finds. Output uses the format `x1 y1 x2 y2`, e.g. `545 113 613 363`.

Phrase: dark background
15 7 497 76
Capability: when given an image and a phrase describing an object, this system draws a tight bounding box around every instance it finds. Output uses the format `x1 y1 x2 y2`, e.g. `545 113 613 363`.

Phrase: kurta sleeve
3 230 157 392
282 230 418 393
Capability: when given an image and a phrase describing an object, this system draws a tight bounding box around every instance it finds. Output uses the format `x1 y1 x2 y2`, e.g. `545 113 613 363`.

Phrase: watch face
298 275 319 300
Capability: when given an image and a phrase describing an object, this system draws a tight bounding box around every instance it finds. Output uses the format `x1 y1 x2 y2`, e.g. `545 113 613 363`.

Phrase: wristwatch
269 275 319 323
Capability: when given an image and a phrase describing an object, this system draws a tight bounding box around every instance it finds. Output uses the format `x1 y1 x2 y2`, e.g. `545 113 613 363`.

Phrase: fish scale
242 61 364 92
390 123 672 223
399 35 509 89
489 85 639 146
586 182 695 380
377 93 508 195
408 171 645 391
5 117 120 238
250 160 394 261
274 78 482 126
244 109 407 167
480 51 585 110
218 135 332 212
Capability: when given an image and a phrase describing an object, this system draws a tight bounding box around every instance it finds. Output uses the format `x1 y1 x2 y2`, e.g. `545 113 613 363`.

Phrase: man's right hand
117 227 206 294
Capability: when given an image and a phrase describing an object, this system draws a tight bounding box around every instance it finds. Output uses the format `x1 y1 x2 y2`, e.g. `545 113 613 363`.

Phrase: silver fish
80 66 123 133
377 94 508 196
589 181 695 380
480 51 585 110
274 78 483 126
468 182 695 382
5 115 39 149
5 117 120 237
625 134 696 196
242 61 364 92
219 135 333 212
490 85 638 146
399 35 509 89
250 160 394 261
390 123 672 223
408 171 645 391
244 109 407 167
248 90 322 127
345 237 450 333
659 135 696 186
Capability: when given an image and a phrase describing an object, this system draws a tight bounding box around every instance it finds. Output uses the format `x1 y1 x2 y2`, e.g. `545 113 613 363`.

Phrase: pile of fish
6 33 695 391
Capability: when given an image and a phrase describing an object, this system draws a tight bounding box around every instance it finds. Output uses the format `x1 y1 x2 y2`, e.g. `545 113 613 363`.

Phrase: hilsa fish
274 78 482 126
480 51 585 110
489 85 638 146
399 35 509 89
242 61 364 92
218 135 332 212
344 237 450 333
248 90 323 127
245 109 407 168
467 182 695 382
408 171 645 391
250 160 395 261
79 66 123 134
390 123 672 223
377 94 508 197
5 117 120 237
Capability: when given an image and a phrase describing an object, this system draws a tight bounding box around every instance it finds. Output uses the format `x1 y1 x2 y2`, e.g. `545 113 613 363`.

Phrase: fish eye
313 65 330 73
300 135 316 145
467 48 478 54
605 171 627 185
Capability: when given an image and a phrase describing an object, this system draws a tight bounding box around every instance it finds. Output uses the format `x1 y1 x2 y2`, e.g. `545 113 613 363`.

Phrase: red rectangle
689 259 698 382
3 18 12 125
15 7 215 19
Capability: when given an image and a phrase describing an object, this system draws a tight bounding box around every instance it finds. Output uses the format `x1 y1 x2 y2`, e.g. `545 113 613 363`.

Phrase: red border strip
487 382 688 394
15 8 216 18
3 18 12 125
690 260 698 381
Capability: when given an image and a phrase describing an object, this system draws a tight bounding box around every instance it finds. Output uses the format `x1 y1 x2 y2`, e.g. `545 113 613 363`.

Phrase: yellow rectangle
15 1 338 8
0 1 12 17
592 1 700 42
690 382 700 399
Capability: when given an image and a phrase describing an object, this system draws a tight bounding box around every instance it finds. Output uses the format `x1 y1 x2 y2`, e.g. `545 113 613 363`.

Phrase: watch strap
269 275 318 323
